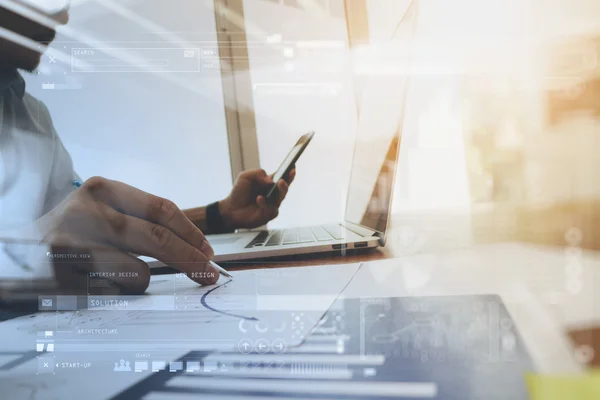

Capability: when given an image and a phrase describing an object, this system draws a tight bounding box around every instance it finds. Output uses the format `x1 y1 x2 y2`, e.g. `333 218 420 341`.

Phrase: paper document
0 263 362 400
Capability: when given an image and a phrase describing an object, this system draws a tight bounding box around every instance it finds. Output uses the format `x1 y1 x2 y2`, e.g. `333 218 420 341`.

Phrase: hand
39 177 218 294
218 168 296 230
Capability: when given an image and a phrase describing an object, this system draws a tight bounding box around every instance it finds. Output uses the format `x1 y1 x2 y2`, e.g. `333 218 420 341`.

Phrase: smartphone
266 131 315 203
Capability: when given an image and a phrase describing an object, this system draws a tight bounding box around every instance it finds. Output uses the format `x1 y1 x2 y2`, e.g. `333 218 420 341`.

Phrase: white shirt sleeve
0 81 75 279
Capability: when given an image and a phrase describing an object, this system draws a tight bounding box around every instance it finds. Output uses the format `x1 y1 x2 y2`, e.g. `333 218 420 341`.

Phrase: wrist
217 199 235 231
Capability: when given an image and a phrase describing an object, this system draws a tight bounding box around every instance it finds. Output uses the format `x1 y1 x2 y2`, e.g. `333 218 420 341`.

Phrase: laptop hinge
342 221 377 237
342 221 383 243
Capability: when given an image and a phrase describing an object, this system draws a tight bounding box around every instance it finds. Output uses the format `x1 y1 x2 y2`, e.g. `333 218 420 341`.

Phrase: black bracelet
206 202 231 234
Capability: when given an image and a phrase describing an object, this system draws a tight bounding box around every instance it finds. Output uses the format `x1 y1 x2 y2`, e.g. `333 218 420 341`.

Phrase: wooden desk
223 210 600 373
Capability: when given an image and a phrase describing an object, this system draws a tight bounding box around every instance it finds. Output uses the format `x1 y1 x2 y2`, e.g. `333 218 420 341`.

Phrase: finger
257 195 276 214
286 168 296 184
283 166 296 183
83 177 212 257
51 244 151 295
256 195 279 221
100 206 218 285
256 195 268 210
86 250 151 295
275 180 289 206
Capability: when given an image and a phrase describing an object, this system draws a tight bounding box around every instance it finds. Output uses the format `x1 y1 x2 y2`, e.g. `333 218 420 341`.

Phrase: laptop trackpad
206 232 256 253
207 235 246 245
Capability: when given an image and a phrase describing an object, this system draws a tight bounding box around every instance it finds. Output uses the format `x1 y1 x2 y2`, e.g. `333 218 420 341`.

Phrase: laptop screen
344 1 417 235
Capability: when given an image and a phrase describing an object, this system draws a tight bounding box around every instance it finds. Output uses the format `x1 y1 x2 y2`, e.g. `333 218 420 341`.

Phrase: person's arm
184 203 233 235
40 177 219 293
184 168 296 234
184 206 209 232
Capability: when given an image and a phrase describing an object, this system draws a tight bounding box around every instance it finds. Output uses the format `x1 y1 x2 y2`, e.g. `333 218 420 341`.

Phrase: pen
74 179 232 279
209 260 233 279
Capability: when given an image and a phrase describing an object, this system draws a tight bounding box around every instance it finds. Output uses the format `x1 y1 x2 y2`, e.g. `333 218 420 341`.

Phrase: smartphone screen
272 143 303 183
267 132 314 201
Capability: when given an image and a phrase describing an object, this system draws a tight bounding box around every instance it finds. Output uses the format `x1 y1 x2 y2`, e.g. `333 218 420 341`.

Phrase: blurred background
23 0 600 249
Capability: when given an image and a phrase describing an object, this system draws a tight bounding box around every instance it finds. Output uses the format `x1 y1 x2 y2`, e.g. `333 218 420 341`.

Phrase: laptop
207 2 418 262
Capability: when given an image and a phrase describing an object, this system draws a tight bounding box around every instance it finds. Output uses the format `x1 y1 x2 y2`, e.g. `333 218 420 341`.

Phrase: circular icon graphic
238 319 248 334
271 339 287 354
255 321 269 333
255 338 270 354
273 322 287 333
238 339 253 354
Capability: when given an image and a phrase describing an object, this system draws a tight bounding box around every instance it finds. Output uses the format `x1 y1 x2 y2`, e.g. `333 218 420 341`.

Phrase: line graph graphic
199 282 258 321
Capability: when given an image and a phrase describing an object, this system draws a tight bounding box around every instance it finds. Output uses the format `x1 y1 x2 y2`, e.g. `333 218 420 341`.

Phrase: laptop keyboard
245 225 347 248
